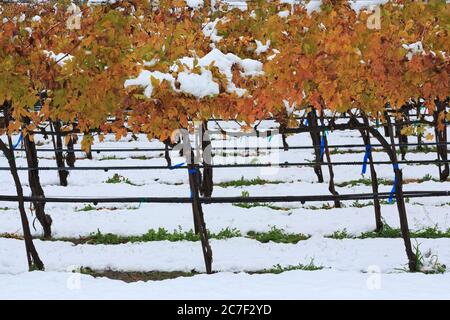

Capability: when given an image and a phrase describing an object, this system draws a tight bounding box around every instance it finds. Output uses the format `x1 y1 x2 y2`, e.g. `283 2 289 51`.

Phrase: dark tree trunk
416 103 423 151
23 131 52 238
433 100 449 181
307 109 324 183
365 118 417 272
319 116 340 208
383 110 390 137
395 106 409 160
182 132 213 274
163 139 172 167
200 121 213 198
279 121 289 151
50 121 69 186
353 116 383 232
66 135 77 167
0 103 44 270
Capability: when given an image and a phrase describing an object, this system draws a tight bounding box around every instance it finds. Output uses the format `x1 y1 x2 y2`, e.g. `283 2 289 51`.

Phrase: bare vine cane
319 114 341 208
351 114 383 232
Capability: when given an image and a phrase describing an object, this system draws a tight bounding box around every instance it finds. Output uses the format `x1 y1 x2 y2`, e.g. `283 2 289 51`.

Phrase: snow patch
125 49 263 99
402 41 425 60
255 40 271 55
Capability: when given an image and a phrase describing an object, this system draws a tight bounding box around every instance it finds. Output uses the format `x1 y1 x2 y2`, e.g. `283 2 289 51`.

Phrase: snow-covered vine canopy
0 0 448 145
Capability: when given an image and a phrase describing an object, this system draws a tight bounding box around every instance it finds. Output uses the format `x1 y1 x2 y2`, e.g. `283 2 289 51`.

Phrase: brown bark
23 132 52 238
50 121 69 186
307 109 324 183
365 118 417 272
353 115 383 232
200 121 213 198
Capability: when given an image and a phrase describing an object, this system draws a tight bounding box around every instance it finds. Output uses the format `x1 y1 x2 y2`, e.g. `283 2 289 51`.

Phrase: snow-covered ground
0 120 449 299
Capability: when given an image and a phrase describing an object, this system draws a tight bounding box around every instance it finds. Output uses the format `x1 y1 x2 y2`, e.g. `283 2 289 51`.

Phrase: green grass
130 155 158 160
0 233 23 240
105 174 142 186
233 202 291 211
326 224 450 240
232 191 292 211
77 227 242 245
75 204 141 212
51 226 311 245
336 178 394 188
329 146 438 155
336 174 442 189
99 156 126 161
327 229 352 240
246 226 309 244
255 260 323 274
396 241 447 274
216 176 284 188
75 204 97 212
360 224 450 239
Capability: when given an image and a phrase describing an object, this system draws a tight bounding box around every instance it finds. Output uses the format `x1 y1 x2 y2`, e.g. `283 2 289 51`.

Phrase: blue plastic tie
388 164 400 204
188 168 198 175
361 144 372 175
319 129 327 159
12 133 23 150
169 162 185 170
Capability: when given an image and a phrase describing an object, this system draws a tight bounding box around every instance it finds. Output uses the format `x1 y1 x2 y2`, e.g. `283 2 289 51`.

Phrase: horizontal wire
0 190 447 204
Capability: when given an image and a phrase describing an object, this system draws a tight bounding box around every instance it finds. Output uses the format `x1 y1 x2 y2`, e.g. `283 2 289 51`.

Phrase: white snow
177 71 220 98
202 18 225 43
255 40 271 55
43 51 73 66
402 41 425 61
2 270 450 299
125 48 263 98
186 0 204 9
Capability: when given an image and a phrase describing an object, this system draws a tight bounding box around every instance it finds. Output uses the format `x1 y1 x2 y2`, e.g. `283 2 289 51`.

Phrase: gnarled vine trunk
200 121 213 198
0 103 44 270
307 109 324 183
50 121 69 186
23 131 52 238
434 99 449 182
